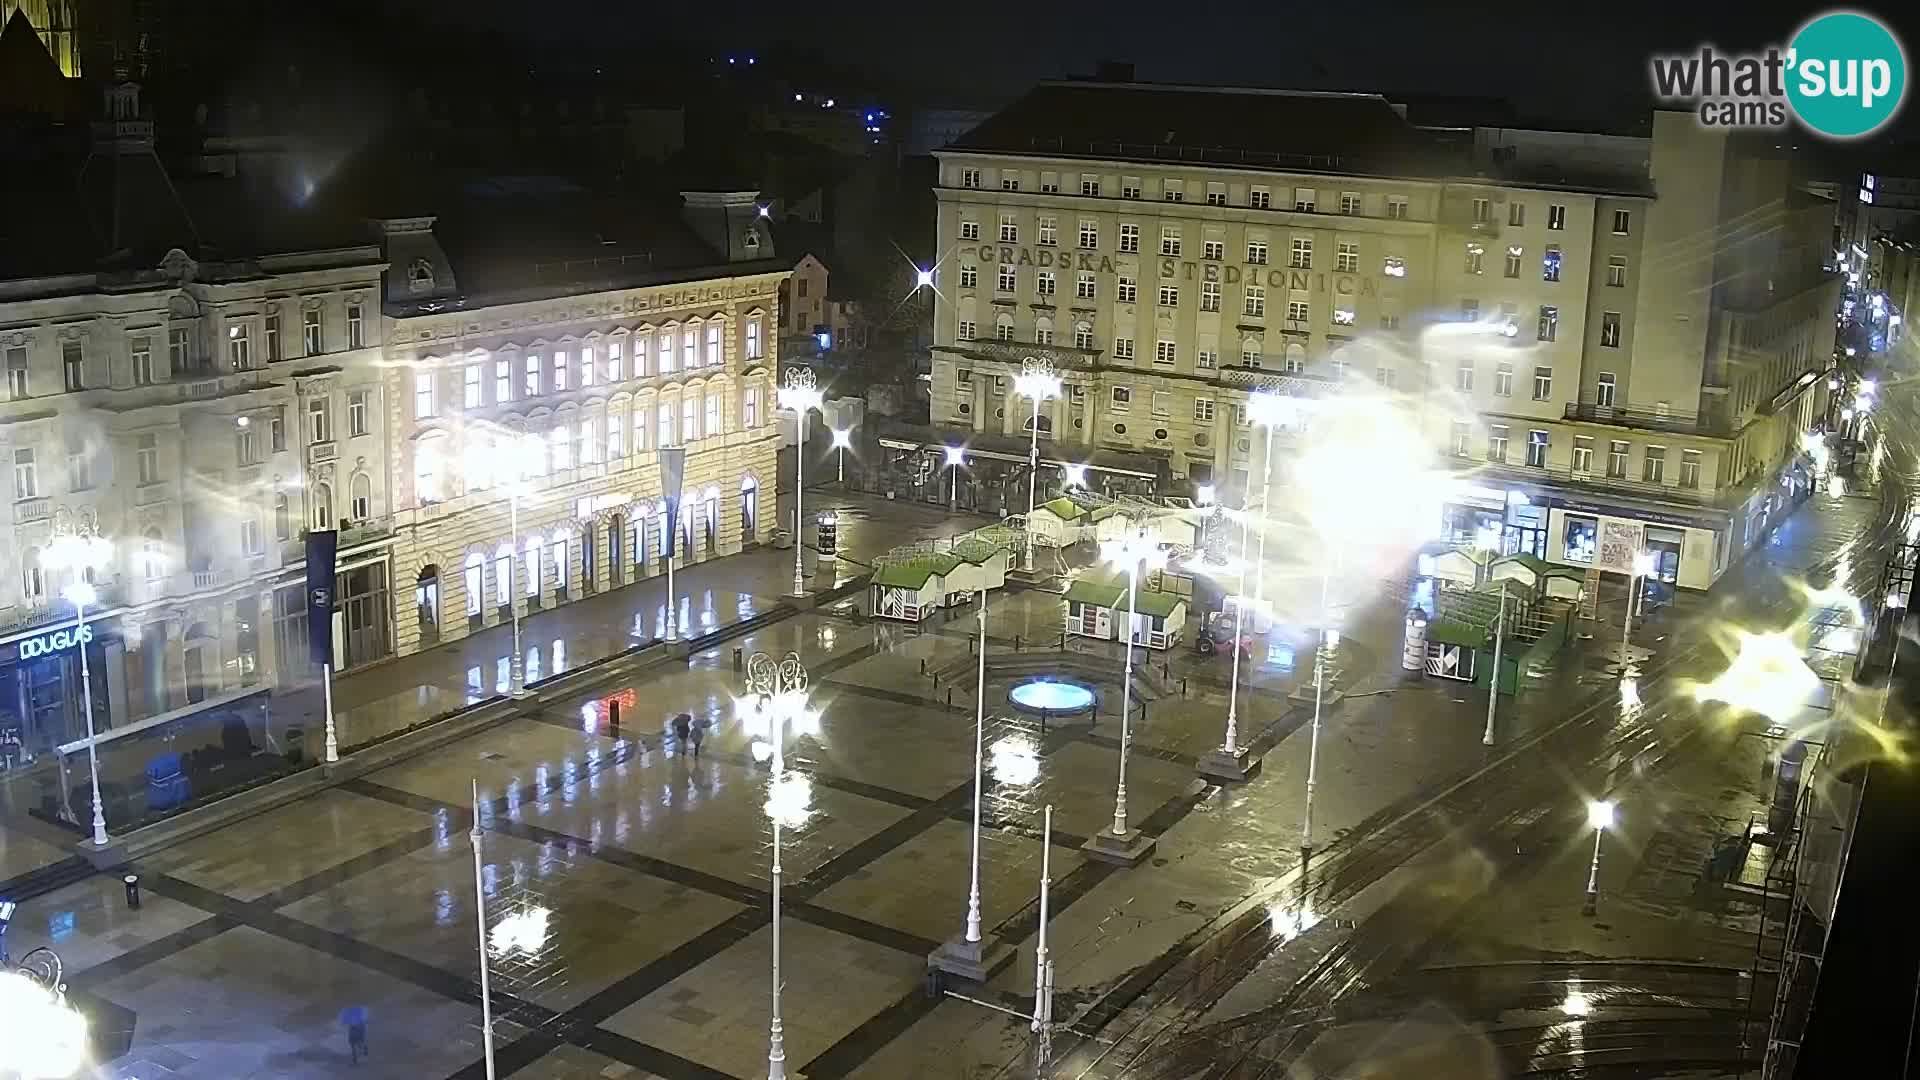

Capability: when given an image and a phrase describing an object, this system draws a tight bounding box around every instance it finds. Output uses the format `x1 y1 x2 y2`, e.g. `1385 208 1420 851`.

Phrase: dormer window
407 259 436 294
743 231 761 250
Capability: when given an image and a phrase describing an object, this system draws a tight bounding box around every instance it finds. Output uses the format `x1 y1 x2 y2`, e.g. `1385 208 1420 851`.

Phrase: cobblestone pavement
0 474 1895 1078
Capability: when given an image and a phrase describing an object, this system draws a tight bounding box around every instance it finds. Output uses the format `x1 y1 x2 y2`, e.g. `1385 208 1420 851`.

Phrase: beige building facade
928 86 1838 590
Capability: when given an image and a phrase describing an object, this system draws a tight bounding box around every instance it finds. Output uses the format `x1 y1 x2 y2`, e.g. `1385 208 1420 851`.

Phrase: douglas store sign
16 624 93 661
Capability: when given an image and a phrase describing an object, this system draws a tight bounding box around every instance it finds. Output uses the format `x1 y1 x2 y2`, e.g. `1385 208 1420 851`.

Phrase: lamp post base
926 935 1017 986
1081 828 1156 867
1197 745 1259 783
1581 889 1598 917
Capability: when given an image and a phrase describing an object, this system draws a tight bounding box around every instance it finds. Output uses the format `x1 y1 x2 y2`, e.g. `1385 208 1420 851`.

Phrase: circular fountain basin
1008 678 1097 719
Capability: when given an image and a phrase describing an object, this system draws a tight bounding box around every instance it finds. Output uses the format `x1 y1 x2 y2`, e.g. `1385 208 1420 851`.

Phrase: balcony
1456 455 1722 508
1218 366 1341 398
935 339 1100 371
134 480 174 506
13 495 50 523
0 580 126 635
308 440 338 464
1562 402 1733 438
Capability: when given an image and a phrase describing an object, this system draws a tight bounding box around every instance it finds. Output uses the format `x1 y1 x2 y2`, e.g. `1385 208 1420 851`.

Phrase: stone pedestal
926 934 1017 986
1081 827 1157 867
1197 744 1259 783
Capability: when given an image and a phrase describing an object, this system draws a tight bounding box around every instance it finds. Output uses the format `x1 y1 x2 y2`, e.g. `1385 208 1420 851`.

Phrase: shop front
1439 483 1548 558
1545 499 1730 591
0 616 126 770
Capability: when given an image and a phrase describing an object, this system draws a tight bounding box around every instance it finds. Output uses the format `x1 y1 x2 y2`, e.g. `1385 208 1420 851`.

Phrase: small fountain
1007 678 1097 720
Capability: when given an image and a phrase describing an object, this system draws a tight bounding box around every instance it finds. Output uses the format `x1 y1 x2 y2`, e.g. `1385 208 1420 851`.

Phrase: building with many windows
926 83 1838 589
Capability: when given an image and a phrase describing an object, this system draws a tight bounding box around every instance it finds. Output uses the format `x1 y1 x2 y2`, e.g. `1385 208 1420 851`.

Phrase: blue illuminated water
1009 679 1095 715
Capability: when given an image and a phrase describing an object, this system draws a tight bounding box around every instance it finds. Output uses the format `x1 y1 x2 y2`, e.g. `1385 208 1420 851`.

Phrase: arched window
740 475 759 541
311 481 334 531
415 435 446 504
407 259 436 293
273 492 291 541
350 472 372 520
1022 412 1055 437
464 553 484 625
493 545 513 607
994 312 1015 342
1284 341 1307 373
415 564 440 642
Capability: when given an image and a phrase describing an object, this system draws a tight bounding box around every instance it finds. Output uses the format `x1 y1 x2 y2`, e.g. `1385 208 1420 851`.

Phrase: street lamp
1581 799 1616 916
1245 390 1298 611
830 427 853 486
0 948 90 1078
1198 510 1256 781
469 780 498 1080
478 435 542 695
1084 530 1167 866
44 530 112 847
1063 463 1088 491
1014 357 1063 572
738 652 814 1080
1622 550 1657 666
931 589 1014 982
778 369 825 597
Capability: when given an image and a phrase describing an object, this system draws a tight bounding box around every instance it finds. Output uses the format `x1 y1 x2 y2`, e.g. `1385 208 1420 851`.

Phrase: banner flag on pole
305 529 337 666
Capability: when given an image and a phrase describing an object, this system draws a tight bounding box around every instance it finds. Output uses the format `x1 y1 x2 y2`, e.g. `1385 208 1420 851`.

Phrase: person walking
672 712 692 756
340 1005 369 1064
689 714 708 760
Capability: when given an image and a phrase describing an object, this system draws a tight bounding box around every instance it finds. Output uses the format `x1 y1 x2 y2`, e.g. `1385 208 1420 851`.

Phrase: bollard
1016 635 1023 652
920 657 927 675
1059 632 1067 650
1182 677 1188 697
969 636 975 655
124 874 141 909
734 648 744 672
947 688 954 709
608 698 622 731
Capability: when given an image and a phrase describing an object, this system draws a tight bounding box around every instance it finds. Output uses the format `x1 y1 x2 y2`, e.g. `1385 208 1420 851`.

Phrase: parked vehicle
1194 610 1253 659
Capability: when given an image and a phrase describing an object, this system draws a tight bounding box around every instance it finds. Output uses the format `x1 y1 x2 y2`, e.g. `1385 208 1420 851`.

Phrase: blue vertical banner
305 529 337 666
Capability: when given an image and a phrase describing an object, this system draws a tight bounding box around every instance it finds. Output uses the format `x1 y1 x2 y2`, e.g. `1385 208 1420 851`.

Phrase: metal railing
1562 402 1733 437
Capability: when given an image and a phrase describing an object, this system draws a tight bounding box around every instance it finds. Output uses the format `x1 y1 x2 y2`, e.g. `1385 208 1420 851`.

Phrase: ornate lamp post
1582 799 1616 915
830 427 853 486
1198 508 1257 781
1082 529 1166 867
0 946 89 1078
45 529 113 847
777 369 824 597
480 435 542 697
1244 390 1297 616
739 652 817 1080
1013 357 1062 572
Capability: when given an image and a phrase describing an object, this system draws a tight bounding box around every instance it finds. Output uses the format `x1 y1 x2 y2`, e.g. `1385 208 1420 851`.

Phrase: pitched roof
0 9 63 116
949 82 1463 179
1063 569 1184 618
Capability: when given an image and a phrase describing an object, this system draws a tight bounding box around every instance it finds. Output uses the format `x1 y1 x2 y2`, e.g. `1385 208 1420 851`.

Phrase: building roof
1063 569 1183 618
947 82 1464 179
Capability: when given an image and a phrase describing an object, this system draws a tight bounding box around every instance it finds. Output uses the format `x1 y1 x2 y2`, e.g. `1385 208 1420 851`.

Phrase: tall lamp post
1198 508 1257 781
1482 580 1509 747
943 445 965 509
740 652 817 1080
1082 530 1167 867
1245 390 1296 614
1014 357 1062 572
45 530 113 847
778 369 824 597
482 436 541 697
830 427 853 486
1581 799 1616 916
1621 550 1657 667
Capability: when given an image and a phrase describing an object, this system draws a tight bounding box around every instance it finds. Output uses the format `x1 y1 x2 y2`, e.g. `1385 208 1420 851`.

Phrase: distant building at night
924 81 1839 590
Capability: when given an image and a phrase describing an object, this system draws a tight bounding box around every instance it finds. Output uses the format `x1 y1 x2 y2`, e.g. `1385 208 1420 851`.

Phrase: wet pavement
1 447 1907 1079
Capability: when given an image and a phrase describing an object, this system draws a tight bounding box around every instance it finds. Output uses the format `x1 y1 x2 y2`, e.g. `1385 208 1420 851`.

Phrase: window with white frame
960 264 977 289
1002 174 1020 191
658 403 674 447
1078 219 1098 248
745 318 763 359
1110 386 1132 410
1293 187 1316 212
1386 196 1409 220
13 448 36 499
1206 182 1225 206
1154 340 1176 366
414 371 434 419
1508 201 1526 226
1241 342 1262 367
1471 197 1491 224
1038 271 1057 296
309 395 332 442
1486 425 1509 462
744 385 761 427
1244 285 1265 317
658 330 676 373
1465 243 1484 274
1163 179 1183 202
1117 276 1137 303
632 407 649 451
1611 209 1631 235
1596 372 1616 406
1203 239 1224 261
1680 449 1701 489
682 396 699 440
1547 204 1566 230
1494 363 1513 396
1041 173 1059 193
1074 324 1094 350
999 213 1018 243
1600 312 1621 348
1643 445 1666 483
1606 255 1628 288
1290 237 1312 268
1538 305 1559 341
301 308 323 354
681 329 696 370
1450 421 1471 456
1160 226 1181 256
1572 436 1594 473
1037 216 1057 246
525 353 541 396
1526 429 1549 467
608 412 624 458
1157 284 1177 307
1250 186 1271 209
1119 223 1139 252
1286 299 1308 322
960 219 980 241
1201 281 1220 311
496 357 511 401
1076 272 1095 300
132 335 154 385
5 348 27 400
998 265 1017 292
1194 397 1214 421
1456 363 1474 392
1081 173 1100 197
226 324 250 370
1247 240 1269 265
1151 391 1170 417
1505 245 1523 277
1121 177 1141 198
1035 323 1054 345
961 167 981 188
1197 349 1217 370
705 323 721 367
464 364 481 408
995 317 1014 341
1341 191 1361 215
1113 337 1135 361
263 313 281 362
1376 365 1396 388
1607 440 1629 478
347 303 365 349
958 320 976 340
1336 241 1358 272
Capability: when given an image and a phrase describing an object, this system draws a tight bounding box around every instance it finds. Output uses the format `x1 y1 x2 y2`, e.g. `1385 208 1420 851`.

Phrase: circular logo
1786 11 1908 139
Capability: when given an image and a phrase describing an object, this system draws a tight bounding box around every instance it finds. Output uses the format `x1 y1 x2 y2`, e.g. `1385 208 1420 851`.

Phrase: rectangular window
1505 245 1523 278
270 408 285 451
61 341 83 391
67 435 92 490
1206 182 1226 206
226 325 249 370
632 407 648 451
744 386 760 428
1194 398 1215 422
1526 429 1549 468
1241 344 1262 367
1001 174 1019 191
1508 202 1526 226
1340 192 1360 215
1244 285 1266 317
957 320 976 341
1160 226 1181 256
8 347 34 399
131 335 154 385
1462 299 1479 321
464 365 482 408
1450 421 1471 457
1493 363 1513 396
1119 223 1140 252
1547 204 1566 230
659 403 673 447
682 396 699 441
1035 325 1054 346
1156 284 1177 307
1465 244 1484 274
1564 515 1597 562
578 344 596 386
1122 178 1141 199
1154 340 1176 366
1375 365 1396 388
349 389 370 436
1201 281 1220 311
1113 337 1135 361
1336 242 1358 273
1607 440 1629 479
309 396 331 443
1110 386 1131 411
1204 240 1224 261
496 358 511 401
1197 349 1217 370
1289 237 1312 268
1680 449 1702 489
1293 187 1315 212
1596 372 1617 406
658 332 676 374
1077 272 1096 300
1117 276 1137 303
1037 216 1057 246
1332 308 1355 326
1611 209 1631 235
525 354 541 395
1149 391 1170 418
1456 363 1474 392
1039 272 1057 296
999 213 1018 243
1532 366 1553 401
960 220 980 241
681 330 696 371
608 414 624 458
998 265 1017 292
1251 186 1272 209
1600 312 1622 348
236 425 258 466
1606 255 1628 288
961 167 981 188
960 265 978 289
1163 179 1183 202
264 314 281 362
1472 197 1491 224
1382 255 1406 278
241 518 263 556
1572 436 1594 473
303 308 323 354
1486 425 1509 463
1081 173 1100 197
1542 246 1562 282
1078 219 1098 248
1074 326 1094 350
1644 445 1666 483
745 319 762 360
1286 299 1308 322
1537 305 1559 342
995 321 1014 342
1386 196 1409 220
413 371 434 419
136 434 158 484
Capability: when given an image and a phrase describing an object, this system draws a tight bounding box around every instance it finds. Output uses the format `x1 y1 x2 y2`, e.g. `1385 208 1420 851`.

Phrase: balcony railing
134 480 174 506
13 496 50 523
1562 402 1732 437
0 580 126 636
1454 455 1723 507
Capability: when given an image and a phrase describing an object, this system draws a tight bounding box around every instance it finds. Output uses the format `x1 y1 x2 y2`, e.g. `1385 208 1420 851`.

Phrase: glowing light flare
1292 398 1446 546
1691 630 1822 724
830 428 853 450
913 266 933 289
765 769 814 828
1246 390 1300 429
1196 484 1215 505
61 582 97 608
989 735 1041 786
1101 532 1169 573
1267 901 1320 942
1561 989 1592 1017
44 533 113 575
1013 370 1062 401
1619 677 1641 715
0 970 88 1079
1063 463 1088 489
1586 800 1616 831
490 907 552 957
943 445 966 467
